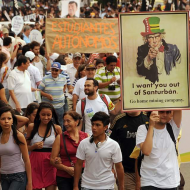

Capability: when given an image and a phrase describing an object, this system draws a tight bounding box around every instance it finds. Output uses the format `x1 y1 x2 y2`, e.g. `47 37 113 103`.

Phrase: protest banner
60 0 80 18
23 14 36 21
29 29 42 44
0 0 3 11
45 18 119 53
11 16 24 35
119 12 189 111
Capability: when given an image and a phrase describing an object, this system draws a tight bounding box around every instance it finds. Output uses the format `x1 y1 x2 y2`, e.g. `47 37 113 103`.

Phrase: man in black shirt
110 111 148 190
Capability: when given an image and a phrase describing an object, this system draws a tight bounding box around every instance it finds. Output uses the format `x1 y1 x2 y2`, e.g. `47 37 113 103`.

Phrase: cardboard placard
45 18 119 53
29 29 42 44
11 16 24 35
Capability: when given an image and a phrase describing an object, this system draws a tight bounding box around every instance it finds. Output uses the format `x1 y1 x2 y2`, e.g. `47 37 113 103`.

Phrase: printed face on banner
119 12 189 111
61 0 80 18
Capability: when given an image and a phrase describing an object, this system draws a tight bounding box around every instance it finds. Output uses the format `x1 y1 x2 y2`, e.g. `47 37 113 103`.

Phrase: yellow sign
119 12 189 111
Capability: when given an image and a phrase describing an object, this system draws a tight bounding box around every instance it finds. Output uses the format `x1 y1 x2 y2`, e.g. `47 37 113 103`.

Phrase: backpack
81 94 109 131
137 123 178 177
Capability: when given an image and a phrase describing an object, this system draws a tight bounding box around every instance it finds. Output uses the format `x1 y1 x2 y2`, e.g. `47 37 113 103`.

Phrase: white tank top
30 126 55 148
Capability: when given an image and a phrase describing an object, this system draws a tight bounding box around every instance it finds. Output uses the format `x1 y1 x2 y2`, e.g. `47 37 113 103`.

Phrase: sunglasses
51 68 59 72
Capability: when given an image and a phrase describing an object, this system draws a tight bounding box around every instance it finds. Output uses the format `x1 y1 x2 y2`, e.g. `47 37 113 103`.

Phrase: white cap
25 51 35 61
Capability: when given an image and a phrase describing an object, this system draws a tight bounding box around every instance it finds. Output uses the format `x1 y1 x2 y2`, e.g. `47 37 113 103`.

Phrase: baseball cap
25 51 35 61
51 62 61 70
2 28 9 34
86 63 96 69
73 52 81 59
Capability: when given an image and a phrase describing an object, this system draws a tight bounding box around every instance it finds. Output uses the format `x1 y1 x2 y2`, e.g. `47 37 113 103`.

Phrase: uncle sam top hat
141 17 165 37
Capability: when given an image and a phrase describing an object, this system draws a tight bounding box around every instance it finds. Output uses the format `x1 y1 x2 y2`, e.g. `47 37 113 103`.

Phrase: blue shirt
38 74 67 108
23 34 31 44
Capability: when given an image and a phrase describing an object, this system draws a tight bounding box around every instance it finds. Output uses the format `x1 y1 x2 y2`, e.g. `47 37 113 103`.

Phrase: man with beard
30 41 51 78
76 78 121 135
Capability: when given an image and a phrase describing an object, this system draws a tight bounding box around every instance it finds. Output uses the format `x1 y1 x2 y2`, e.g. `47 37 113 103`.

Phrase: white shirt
76 137 122 189
27 64 42 101
7 68 33 109
0 66 11 88
76 94 115 135
72 76 87 100
33 60 43 78
136 119 181 188
66 63 77 99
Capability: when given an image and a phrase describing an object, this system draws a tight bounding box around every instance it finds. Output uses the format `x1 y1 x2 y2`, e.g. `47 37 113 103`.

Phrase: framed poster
119 12 189 111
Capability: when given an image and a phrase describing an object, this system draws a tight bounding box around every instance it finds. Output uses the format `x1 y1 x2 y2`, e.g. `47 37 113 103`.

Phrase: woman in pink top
50 111 88 190
0 106 32 190
27 102 62 190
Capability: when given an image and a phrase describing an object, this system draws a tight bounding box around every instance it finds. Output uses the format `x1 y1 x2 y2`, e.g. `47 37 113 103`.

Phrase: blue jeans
5 88 10 101
1 171 27 190
63 97 69 112
55 105 65 130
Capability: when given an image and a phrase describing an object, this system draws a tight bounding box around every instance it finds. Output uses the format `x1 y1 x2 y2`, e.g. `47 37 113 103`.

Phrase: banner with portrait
119 12 189 111
60 0 80 18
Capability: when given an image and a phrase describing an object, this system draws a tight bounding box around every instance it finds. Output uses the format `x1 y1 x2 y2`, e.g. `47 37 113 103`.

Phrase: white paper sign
61 0 80 18
29 29 42 43
11 16 24 35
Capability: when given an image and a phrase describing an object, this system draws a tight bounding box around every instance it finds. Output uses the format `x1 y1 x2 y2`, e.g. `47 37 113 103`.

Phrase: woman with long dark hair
72 64 86 87
26 102 62 190
0 106 32 190
50 111 88 190
19 102 39 136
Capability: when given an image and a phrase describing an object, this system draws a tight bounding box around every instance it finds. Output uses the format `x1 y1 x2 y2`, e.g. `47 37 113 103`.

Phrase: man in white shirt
72 63 96 111
74 111 124 190
25 51 42 101
7 55 33 114
66 52 82 110
76 78 121 135
136 110 182 190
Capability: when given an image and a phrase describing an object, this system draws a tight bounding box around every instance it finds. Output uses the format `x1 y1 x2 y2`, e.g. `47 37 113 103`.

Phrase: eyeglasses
51 68 59 72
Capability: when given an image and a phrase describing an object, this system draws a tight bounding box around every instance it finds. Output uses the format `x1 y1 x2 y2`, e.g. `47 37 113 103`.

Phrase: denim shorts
1 171 27 190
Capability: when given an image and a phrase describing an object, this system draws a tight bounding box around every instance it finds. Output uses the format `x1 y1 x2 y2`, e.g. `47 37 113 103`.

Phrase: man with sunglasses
136 110 182 190
38 62 67 129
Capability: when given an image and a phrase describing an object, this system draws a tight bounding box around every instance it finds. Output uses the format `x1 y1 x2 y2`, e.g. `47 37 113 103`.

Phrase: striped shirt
72 78 79 87
46 71 71 86
38 74 67 108
95 66 120 101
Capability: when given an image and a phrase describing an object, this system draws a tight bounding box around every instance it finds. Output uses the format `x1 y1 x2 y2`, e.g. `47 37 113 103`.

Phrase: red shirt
56 131 88 178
